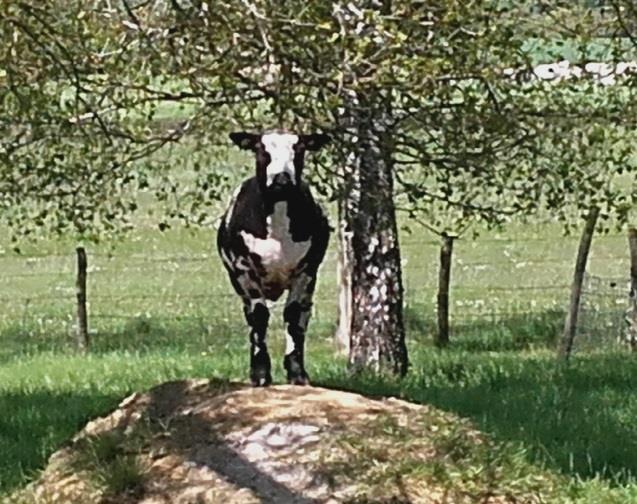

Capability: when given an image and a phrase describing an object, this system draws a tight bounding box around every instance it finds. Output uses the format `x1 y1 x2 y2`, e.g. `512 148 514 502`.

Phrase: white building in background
504 60 637 86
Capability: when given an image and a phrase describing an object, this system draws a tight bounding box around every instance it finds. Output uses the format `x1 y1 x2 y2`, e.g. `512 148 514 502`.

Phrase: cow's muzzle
270 172 293 189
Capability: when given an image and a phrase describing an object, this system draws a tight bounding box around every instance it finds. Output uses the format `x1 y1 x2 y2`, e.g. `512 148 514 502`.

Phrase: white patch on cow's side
223 185 243 226
285 333 295 355
240 202 311 288
261 132 299 186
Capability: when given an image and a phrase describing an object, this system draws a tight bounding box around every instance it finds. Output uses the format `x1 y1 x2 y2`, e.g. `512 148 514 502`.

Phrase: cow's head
230 131 329 197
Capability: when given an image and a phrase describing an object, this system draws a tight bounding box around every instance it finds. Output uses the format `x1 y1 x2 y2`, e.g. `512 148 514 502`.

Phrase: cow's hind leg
283 273 316 385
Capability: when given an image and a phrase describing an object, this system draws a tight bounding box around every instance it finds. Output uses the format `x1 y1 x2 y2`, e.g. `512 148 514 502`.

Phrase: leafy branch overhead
1 1 636 241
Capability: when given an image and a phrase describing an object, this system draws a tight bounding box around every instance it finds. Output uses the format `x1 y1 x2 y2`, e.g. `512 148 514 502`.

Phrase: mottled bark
436 234 454 348
559 207 600 360
344 94 409 376
335 198 353 355
628 227 637 351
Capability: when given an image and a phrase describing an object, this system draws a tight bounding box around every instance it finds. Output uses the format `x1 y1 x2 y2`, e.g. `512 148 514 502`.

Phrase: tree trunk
76 246 89 352
559 207 600 360
345 94 409 376
627 227 637 351
436 234 454 347
335 198 353 355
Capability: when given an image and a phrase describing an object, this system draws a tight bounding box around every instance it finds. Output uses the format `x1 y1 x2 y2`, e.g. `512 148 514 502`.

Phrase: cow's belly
240 231 311 297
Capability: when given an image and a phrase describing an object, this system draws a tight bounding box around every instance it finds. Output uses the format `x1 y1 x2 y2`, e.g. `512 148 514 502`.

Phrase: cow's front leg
222 254 272 387
283 273 316 385
243 297 272 387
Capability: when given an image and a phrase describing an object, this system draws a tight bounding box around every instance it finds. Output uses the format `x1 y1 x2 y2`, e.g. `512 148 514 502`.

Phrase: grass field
1 166 636 500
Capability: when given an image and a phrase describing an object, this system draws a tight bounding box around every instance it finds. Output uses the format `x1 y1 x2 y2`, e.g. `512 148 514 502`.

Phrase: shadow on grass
0 315 248 362
2 304 562 361
2 308 635 492
405 305 564 352
0 389 121 495
316 350 637 486
91 315 242 354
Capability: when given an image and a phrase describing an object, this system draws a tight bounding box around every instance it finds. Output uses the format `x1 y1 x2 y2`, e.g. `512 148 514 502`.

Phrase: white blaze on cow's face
261 132 299 187
229 130 330 192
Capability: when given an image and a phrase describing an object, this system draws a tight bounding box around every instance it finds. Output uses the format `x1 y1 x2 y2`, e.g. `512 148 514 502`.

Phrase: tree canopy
2 0 637 370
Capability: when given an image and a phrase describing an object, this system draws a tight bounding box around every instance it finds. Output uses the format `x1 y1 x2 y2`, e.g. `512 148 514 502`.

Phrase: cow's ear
229 132 260 150
300 133 330 151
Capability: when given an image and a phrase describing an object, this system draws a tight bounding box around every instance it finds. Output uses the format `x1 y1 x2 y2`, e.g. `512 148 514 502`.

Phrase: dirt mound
9 379 556 503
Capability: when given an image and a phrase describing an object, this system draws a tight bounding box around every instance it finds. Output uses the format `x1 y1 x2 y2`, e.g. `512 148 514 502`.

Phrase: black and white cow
217 130 330 386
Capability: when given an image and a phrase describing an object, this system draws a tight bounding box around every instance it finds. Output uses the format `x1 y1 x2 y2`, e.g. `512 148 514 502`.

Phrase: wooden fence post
436 234 455 348
559 207 600 360
628 227 637 351
76 247 89 351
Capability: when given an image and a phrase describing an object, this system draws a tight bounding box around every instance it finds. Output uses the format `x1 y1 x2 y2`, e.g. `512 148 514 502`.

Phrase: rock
7 379 554 504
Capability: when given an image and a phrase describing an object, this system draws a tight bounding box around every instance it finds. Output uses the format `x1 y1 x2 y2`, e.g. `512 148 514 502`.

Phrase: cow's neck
263 186 302 220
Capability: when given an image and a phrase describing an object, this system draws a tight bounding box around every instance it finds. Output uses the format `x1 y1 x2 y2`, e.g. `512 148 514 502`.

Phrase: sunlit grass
2 341 637 499
0 141 635 499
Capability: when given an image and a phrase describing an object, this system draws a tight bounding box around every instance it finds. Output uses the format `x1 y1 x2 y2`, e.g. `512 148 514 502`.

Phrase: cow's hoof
287 373 310 386
284 354 309 385
250 370 272 387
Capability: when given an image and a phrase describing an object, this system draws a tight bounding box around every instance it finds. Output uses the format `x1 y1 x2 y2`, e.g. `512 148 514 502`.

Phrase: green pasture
0 145 635 499
1 210 636 499
0 218 629 359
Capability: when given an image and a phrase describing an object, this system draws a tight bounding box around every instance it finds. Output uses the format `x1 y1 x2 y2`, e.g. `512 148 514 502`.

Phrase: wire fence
0 232 633 350
578 273 633 350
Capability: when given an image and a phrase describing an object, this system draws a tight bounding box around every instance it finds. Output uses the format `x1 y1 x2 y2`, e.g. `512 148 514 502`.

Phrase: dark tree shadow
146 380 319 503
0 389 121 495
404 306 564 352
0 316 248 363
1 380 321 502
316 349 637 485
191 443 319 503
